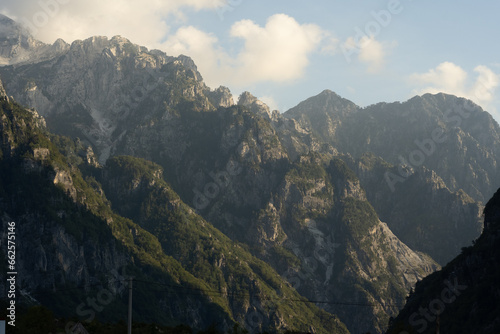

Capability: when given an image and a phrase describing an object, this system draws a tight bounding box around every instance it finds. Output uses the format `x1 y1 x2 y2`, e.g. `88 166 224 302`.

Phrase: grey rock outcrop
284 91 495 266
0 14 69 65
341 153 483 265
0 77 6 100
285 91 500 204
0 31 230 162
238 91 272 120
208 86 234 108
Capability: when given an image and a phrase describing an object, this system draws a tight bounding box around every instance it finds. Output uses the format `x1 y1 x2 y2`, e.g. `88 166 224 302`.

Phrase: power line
19 279 125 297
132 278 400 308
20 277 401 308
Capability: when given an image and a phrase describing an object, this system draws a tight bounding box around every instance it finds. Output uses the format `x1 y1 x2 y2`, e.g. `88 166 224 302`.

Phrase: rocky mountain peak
237 91 272 119
69 35 110 56
51 38 70 52
285 89 358 119
0 14 44 65
0 13 29 38
208 86 234 108
105 35 148 55
318 89 341 98
0 13 17 29
401 93 493 133
0 14 72 65
282 90 359 145
110 35 131 45
175 54 203 81
238 91 258 105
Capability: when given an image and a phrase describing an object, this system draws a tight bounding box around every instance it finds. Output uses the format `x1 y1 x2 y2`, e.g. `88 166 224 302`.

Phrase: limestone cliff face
271 114 333 162
283 89 492 270
208 86 235 108
249 158 439 334
0 31 233 163
0 97 128 318
0 77 6 100
285 92 500 204
0 215 126 298
93 156 349 334
106 100 439 333
166 112 440 333
238 91 272 120
106 96 440 333
3 95 334 332
0 14 69 65
341 153 483 265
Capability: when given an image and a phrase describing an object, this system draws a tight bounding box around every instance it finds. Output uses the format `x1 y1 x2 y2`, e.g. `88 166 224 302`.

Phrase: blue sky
2 0 499 119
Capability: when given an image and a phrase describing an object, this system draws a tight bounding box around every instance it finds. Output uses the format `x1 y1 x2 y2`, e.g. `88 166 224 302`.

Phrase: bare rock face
0 77 6 100
0 30 233 163
286 91 500 204
342 153 484 265
285 89 359 139
238 91 272 120
253 158 440 334
0 14 69 65
0 14 39 64
52 168 77 200
208 86 234 108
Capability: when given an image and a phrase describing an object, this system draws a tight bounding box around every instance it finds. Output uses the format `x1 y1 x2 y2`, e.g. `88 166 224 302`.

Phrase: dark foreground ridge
387 188 500 334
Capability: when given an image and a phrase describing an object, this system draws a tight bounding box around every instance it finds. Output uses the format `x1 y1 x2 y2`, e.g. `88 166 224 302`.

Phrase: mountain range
0 13 498 334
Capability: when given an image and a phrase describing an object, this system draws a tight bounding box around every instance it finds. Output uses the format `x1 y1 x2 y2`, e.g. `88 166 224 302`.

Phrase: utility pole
128 277 133 334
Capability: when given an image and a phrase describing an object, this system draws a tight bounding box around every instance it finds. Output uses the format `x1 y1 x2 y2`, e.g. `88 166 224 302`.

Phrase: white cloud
1 0 225 46
162 26 235 87
162 14 327 88
320 36 339 56
410 62 499 113
229 14 326 84
410 62 467 94
357 36 385 73
471 65 499 103
341 35 390 73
